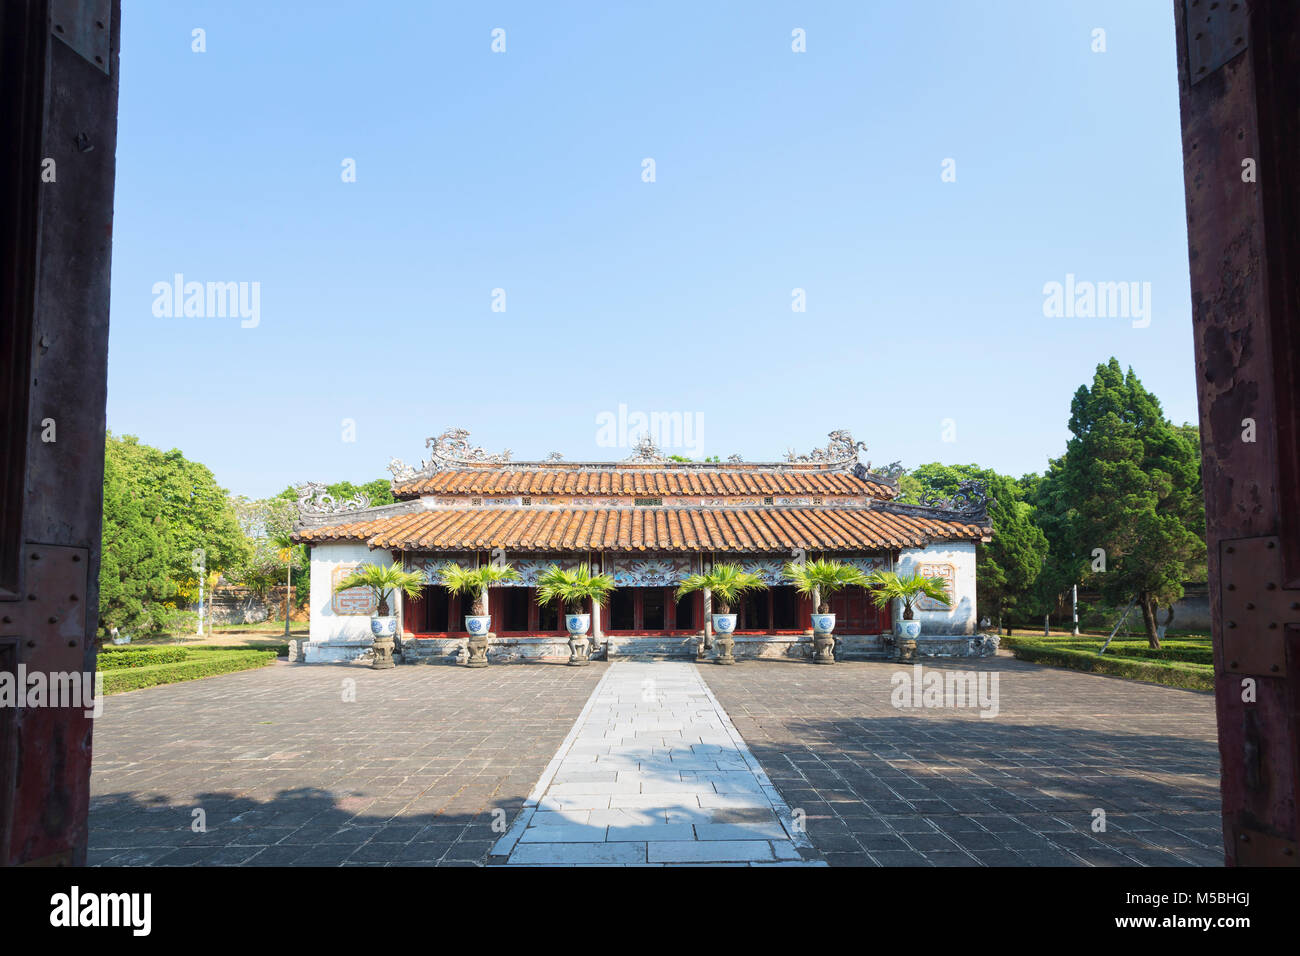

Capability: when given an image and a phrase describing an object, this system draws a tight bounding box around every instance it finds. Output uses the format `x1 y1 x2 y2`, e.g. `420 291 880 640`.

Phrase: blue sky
107 1 1194 498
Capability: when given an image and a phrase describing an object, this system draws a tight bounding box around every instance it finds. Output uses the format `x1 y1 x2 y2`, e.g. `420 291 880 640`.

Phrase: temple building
292 429 994 663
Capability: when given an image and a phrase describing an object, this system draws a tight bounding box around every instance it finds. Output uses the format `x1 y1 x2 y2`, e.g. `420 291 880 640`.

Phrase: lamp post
283 548 292 638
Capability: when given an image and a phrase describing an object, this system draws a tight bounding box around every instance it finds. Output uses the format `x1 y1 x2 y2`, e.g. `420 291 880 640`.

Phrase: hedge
1001 637 1214 691
1035 640 1213 666
97 646 192 668
198 642 289 657
99 649 277 695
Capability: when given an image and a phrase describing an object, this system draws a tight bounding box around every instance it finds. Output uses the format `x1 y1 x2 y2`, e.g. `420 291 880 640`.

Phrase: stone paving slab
699 654 1223 867
88 661 605 866
491 662 825 866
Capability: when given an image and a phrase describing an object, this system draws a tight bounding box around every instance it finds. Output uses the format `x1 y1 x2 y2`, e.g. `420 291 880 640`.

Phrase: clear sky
107 1 1195 499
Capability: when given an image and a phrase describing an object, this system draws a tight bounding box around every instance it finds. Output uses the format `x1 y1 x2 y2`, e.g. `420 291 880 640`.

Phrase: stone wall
400 635 571 665
205 585 297 626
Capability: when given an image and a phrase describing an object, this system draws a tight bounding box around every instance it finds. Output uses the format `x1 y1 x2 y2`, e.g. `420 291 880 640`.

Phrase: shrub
97 646 191 668
1002 637 1213 691
98 649 277 695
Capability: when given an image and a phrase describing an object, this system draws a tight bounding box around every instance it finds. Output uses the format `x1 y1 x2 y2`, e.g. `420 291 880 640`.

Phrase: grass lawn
1001 632 1215 691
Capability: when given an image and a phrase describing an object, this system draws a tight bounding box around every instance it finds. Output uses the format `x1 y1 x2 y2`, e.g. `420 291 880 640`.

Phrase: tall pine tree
1034 359 1204 646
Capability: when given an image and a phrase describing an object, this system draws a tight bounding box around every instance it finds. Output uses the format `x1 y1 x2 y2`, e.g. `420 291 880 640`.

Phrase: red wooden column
1175 0 1300 865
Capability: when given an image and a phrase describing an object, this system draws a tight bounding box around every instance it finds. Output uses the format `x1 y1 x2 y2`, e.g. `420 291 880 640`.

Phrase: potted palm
331 561 424 670
864 570 952 657
535 563 617 666
675 563 767 665
440 562 520 667
782 558 869 664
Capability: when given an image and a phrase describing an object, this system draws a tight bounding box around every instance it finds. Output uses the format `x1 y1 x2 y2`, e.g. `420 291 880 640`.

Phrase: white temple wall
896 541 978 636
307 542 394 644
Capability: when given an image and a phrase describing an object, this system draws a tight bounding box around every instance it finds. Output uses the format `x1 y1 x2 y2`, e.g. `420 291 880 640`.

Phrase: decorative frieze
608 554 694 586
504 557 585 586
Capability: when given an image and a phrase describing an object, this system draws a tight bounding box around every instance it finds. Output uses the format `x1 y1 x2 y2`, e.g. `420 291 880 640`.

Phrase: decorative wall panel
914 561 956 611
330 564 377 615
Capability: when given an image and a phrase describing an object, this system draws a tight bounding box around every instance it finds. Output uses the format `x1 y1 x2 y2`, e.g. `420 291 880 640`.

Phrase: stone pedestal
811 633 836 664
567 635 591 666
714 635 736 665
465 631 491 667
894 637 918 662
371 636 396 670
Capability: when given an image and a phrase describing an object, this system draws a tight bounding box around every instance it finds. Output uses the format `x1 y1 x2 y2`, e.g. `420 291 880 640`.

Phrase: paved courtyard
88 662 604 865
88 653 1223 866
701 655 1223 866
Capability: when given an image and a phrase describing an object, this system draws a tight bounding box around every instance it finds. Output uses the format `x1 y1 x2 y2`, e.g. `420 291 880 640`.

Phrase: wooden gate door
1175 0 1300 865
0 0 122 866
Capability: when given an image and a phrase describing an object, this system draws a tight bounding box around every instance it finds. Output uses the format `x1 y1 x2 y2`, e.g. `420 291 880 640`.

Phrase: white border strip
489 664 617 859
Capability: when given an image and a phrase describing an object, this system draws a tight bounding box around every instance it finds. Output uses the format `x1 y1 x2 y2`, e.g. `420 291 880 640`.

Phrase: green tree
1034 359 1205 647
902 462 1048 631
98 450 174 640
227 496 306 609
107 433 249 605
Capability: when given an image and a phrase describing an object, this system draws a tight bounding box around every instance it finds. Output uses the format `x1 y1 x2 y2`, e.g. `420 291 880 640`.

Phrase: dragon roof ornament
295 482 371 519
785 429 867 465
624 433 673 464
864 459 905 483
388 428 513 482
918 479 995 516
385 427 900 477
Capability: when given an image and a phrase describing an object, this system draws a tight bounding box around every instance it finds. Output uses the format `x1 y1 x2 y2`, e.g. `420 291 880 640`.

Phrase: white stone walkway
491 661 822 866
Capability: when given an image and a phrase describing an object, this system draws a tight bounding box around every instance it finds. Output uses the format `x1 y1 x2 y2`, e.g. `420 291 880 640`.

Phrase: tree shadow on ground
701 657 1223 866
88 786 519 866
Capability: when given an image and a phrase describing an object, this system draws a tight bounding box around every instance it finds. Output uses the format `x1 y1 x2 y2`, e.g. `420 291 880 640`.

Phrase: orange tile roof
294 506 988 552
392 467 897 500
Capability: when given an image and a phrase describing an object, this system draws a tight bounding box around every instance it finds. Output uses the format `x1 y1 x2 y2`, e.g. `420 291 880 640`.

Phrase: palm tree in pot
440 562 520 667
864 569 952 653
675 563 767 665
535 563 617 666
781 558 869 663
332 561 424 669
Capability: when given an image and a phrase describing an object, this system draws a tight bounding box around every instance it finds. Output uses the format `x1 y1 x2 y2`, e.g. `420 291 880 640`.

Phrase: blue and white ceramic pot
565 613 591 636
811 613 836 636
711 613 737 635
895 619 922 640
370 616 397 638
465 615 491 635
